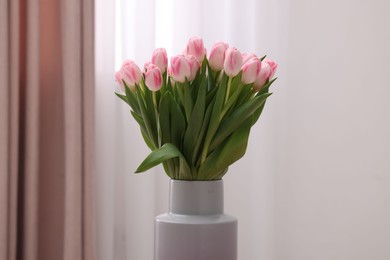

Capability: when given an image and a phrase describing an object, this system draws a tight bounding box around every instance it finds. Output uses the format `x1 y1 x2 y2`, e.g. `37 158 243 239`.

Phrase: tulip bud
241 53 257 65
253 61 271 91
186 36 206 63
185 55 200 81
143 61 152 73
263 58 278 79
115 71 125 92
151 48 168 73
121 60 142 86
169 55 191 83
241 57 261 84
208 42 229 71
144 64 162 91
224 47 243 77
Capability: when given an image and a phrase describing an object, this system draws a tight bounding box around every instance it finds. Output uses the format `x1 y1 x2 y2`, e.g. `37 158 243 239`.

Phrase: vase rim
170 179 223 183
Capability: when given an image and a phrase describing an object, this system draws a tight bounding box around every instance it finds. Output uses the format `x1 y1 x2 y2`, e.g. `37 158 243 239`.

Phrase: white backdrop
95 0 390 259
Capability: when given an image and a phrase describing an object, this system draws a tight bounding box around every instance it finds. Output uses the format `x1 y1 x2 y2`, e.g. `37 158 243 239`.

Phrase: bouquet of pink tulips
115 37 278 180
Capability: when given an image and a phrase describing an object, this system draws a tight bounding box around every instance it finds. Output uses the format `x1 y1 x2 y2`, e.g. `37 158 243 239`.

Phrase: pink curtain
0 0 96 259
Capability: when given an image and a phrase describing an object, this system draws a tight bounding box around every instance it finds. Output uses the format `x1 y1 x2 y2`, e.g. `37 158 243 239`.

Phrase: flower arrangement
115 37 278 181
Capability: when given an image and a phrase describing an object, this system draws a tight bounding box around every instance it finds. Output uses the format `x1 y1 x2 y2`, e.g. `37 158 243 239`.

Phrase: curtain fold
0 0 96 259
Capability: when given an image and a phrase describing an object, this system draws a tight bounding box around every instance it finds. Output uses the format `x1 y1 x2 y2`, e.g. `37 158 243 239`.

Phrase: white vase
155 180 237 260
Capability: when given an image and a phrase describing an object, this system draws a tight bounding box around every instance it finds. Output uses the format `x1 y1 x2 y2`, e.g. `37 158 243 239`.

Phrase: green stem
224 77 232 104
152 91 157 109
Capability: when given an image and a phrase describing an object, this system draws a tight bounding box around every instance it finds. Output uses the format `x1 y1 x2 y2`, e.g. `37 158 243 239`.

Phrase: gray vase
155 180 237 260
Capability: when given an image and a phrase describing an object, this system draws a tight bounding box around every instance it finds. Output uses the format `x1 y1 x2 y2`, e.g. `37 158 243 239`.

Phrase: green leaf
183 81 194 122
193 97 215 166
220 81 245 120
256 78 277 97
159 93 171 145
197 117 252 180
199 74 228 164
124 83 141 114
140 127 155 150
130 111 144 128
169 94 186 149
136 85 157 149
235 84 254 107
183 77 207 164
115 92 128 105
209 92 272 151
135 143 192 180
143 86 159 145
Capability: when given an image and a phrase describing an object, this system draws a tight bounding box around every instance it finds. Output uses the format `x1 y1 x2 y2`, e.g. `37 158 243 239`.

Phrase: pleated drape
0 0 96 259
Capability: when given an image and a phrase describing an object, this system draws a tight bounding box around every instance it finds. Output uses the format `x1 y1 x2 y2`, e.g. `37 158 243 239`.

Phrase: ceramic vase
155 180 237 260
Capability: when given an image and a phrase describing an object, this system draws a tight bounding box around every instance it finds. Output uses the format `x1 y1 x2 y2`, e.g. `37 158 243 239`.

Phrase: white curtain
95 0 390 259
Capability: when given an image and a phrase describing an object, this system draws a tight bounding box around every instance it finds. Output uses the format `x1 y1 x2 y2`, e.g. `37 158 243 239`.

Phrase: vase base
155 213 237 260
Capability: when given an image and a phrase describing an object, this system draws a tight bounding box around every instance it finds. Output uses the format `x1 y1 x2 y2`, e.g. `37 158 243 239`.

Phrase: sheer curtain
95 0 390 260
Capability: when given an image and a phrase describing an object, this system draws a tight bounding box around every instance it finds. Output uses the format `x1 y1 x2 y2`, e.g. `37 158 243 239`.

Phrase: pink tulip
224 47 243 77
241 57 262 84
263 58 278 79
121 60 142 86
208 42 229 71
185 55 200 81
253 61 271 91
151 48 168 73
115 71 125 92
143 61 152 73
144 64 162 91
169 55 191 83
241 53 257 65
186 37 206 63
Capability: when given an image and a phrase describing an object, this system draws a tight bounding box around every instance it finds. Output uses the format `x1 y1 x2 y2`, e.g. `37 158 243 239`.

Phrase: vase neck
169 180 224 215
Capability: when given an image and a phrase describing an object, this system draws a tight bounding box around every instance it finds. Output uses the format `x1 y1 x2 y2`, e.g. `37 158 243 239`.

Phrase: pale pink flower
115 71 125 92
241 53 257 65
263 58 278 79
241 57 262 84
253 61 271 91
224 47 243 77
186 36 206 63
208 42 229 71
185 55 200 81
144 64 162 91
121 60 142 86
151 48 168 73
169 55 191 83
143 61 152 73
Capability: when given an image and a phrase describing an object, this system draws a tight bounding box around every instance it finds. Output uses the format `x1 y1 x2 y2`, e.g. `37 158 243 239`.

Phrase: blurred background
1 0 390 260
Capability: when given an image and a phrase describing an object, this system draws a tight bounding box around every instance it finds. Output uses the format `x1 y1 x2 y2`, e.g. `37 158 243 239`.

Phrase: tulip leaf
256 78 277 97
236 84 254 107
193 98 214 166
169 93 186 150
159 93 171 145
183 77 207 164
130 111 144 128
130 110 155 150
220 81 245 120
209 92 272 151
124 83 141 114
183 81 194 122
136 86 157 149
115 92 128 105
251 79 277 126
199 73 228 164
197 117 252 180
143 85 159 144
135 143 192 180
